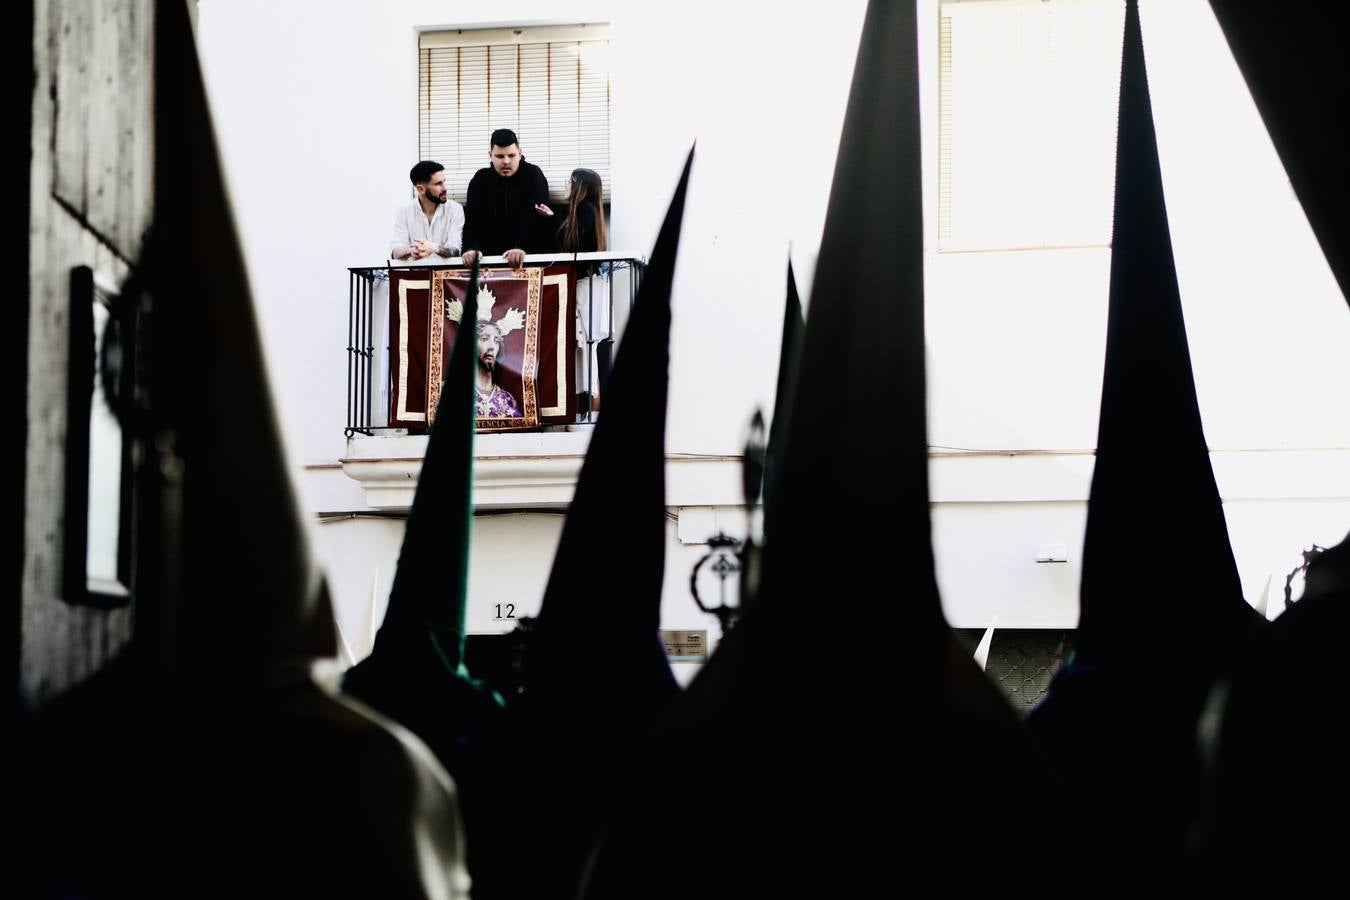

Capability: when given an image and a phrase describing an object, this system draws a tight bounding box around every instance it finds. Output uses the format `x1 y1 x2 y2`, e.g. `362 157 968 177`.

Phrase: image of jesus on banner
433 268 541 431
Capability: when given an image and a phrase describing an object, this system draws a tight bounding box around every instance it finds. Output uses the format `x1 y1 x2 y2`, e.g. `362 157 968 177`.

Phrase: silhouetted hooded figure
1208 2 1350 307
1194 4 1350 881
1195 531 1350 879
582 4 1055 896
342 258 506 776
19 2 471 895
462 152 691 900
1026 0 1265 875
761 260 805 531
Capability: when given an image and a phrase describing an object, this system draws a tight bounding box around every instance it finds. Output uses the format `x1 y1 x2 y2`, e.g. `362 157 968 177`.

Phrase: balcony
340 252 718 510
346 252 646 437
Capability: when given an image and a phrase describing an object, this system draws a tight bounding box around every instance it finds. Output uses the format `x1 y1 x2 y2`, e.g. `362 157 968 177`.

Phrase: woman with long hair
558 168 610 412
557 168 607 255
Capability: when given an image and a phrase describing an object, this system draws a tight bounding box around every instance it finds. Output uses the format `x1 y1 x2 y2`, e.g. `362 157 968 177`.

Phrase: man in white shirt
391 160 464 264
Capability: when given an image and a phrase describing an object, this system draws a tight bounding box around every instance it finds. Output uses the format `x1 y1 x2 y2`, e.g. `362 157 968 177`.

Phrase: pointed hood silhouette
1071 0 1258 668
343 257 504 768
1027 0 1264 873
527 150 693 705
1209 1 1350 305
21 2 473 895
462 151 692 900
583 4 1054 895
761 260 805 528
141 11 336 679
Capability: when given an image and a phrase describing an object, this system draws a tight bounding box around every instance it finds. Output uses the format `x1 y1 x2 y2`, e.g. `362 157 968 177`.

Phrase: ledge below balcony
342 429 747 510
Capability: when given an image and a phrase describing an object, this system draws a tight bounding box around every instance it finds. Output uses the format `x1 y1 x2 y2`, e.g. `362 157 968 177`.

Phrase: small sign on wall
661 630 707 663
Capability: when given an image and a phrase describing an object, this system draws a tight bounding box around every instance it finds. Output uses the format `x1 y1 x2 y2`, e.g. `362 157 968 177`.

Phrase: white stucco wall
920 0 1350 624
196 0 1349 648
196 0 868 469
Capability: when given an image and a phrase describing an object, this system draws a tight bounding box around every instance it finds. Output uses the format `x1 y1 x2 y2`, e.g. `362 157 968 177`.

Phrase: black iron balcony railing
346 252 645 437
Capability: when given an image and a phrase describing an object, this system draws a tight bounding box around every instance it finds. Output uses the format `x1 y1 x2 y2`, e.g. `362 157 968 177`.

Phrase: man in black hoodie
462 128 553 268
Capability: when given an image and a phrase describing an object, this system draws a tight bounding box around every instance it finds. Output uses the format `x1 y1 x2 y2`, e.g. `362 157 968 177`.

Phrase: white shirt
390 198 464 265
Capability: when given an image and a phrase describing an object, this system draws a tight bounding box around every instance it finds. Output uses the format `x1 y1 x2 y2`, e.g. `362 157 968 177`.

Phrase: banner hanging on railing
389 265 577 431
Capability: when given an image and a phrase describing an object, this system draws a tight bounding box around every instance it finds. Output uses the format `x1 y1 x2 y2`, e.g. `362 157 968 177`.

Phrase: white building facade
194 0 1350 672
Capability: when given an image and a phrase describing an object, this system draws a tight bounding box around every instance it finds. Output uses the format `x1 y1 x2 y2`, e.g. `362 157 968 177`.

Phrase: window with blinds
418 25 611 205
938 0 1126 251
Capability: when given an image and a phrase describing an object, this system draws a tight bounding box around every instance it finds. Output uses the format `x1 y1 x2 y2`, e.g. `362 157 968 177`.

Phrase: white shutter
938 0 1125 251
547 41 581 194
577 40 612 192
419 25 611 205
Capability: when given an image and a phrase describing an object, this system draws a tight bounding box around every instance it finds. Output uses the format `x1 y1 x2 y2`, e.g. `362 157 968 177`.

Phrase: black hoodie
463 157 550 255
